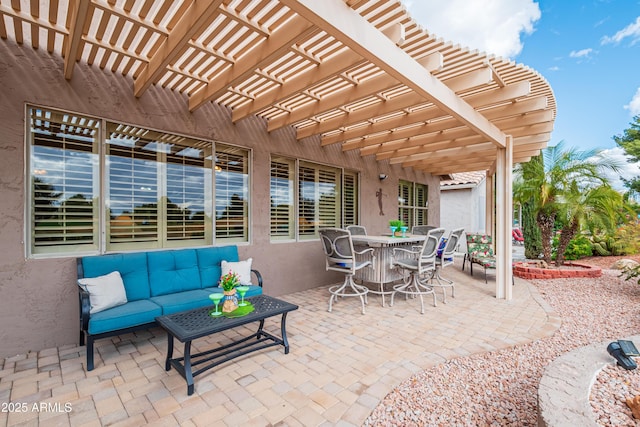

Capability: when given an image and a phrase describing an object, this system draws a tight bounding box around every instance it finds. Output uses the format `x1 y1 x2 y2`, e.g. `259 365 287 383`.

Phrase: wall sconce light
379 173 388 181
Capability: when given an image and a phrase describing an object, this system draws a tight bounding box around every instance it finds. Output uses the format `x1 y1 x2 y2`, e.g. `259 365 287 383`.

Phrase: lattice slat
0 0 556 175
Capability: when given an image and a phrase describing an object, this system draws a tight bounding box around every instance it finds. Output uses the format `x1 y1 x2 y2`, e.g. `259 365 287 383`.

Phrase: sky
403 0 640 188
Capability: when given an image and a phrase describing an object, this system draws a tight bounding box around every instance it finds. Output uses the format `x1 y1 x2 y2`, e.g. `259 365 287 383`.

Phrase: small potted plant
389 219 405 237
219 271 240 312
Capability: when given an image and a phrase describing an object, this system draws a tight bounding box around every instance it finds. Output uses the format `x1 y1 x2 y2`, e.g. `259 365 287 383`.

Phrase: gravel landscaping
365 255 640 426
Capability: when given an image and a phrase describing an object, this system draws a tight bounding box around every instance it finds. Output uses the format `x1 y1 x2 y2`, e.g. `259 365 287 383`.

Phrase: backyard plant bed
513 261 602 279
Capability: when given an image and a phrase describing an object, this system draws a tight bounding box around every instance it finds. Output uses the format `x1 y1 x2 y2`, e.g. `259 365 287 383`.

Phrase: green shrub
565 235 594 260
624 264 640 284
590 222 640 256
552 233 593 260
613 220 640 255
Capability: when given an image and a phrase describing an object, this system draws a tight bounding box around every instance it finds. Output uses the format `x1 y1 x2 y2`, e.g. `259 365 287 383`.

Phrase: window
398 180 428 229
269 156 359 241
27 106 249 257
105 122 214 251
343 171 358 227
215 146 249 242
299 161 340 240
29 108 100 255
270 157 295 240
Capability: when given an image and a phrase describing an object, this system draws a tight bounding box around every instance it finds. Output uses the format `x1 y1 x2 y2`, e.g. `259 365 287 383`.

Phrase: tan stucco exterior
0 41 440 358
440 182 487 241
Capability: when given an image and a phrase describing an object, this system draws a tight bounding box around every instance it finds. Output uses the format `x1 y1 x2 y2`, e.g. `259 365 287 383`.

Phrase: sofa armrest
251 269 263 288
78 284 91 331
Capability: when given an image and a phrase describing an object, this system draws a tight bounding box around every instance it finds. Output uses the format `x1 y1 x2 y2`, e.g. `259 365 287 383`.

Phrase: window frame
25 104 251 258
26 106 102 256
398 179 429 229
269 154 359 242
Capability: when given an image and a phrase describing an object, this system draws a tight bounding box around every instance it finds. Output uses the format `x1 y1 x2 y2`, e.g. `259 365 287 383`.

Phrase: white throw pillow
78 271 128 314
220 258 253 286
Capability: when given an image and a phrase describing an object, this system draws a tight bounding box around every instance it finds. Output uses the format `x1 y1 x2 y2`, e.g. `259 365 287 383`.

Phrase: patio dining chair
346 225 367 236
319 228 375 315
430 228 464 303
411 225 437 235
390 227 445 314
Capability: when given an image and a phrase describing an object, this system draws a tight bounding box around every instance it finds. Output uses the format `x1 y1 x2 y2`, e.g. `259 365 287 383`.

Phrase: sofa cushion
474 255 497 269
151 289 213 315
78 271 128 314
147 249 201 296
81 252 150 301
205 285 263 298
88 300 161 335
196 246 239 287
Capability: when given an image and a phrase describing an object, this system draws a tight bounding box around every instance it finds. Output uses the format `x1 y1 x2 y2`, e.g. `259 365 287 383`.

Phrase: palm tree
514 141 622 266
514 154 543 259
554 183 623 265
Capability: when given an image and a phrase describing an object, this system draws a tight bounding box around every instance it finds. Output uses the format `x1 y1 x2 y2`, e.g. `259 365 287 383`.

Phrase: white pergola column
495 135 513 300
485 172 493 236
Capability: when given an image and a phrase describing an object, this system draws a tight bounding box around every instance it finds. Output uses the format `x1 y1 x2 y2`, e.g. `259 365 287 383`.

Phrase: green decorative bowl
223 302 255 318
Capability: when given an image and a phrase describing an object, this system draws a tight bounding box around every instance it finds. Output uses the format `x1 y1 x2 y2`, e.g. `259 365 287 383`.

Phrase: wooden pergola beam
266 51 446 132
424 161 499 175
404 141 548 169
361 110 553 157
395 134 550 166
282 0 507 147
134 0 225 97
189 15 317 111
347 117 463 151
337 93 546 150
318 80 530 145
361 127 477 156
345 107 552 153
232 49 366 122
63 0 91 79
375 132 483 160
416 148 543 174
424 155 539 176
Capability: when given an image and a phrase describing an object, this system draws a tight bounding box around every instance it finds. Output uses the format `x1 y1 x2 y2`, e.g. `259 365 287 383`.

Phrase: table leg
165 333 174 371
184 341 194 395
256 319 265 339
281 312 290 354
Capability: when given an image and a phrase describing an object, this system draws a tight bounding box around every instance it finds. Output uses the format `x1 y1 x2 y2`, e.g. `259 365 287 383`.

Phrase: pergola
0 0 556 299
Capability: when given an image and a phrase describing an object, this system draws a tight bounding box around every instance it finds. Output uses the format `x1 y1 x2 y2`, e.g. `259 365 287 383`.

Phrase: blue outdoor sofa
77 245 262 370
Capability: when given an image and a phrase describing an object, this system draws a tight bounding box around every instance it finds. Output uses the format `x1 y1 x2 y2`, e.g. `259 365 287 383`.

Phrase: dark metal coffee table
156 294 299 395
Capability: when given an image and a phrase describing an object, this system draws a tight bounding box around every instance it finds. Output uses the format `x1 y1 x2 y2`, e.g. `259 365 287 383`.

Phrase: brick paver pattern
0 258 558 426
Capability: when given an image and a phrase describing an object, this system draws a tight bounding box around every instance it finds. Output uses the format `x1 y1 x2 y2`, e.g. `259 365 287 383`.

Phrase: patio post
495 135 514 300
485 172 494 236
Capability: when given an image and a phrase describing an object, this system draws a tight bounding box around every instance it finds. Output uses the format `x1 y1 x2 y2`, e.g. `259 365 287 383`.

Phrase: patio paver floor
0 259 559 426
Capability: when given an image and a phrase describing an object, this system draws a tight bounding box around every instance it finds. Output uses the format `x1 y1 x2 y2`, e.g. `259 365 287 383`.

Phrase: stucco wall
440 182 486 250
0 41 440 358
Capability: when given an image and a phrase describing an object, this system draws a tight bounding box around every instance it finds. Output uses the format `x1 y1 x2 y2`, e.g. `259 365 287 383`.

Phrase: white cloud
569 48 593 58
548 66 560 72
597 147 640 191
601 16 640 45
624 87 640 116
403 0 541 58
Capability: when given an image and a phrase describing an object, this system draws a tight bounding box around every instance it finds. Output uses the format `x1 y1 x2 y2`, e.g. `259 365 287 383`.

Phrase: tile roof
440 171 486 187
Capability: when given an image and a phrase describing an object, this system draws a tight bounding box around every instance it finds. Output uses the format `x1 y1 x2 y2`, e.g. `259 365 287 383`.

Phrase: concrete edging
537 335 640 426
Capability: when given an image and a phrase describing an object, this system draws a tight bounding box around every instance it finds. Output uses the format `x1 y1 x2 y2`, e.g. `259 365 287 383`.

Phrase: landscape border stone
537 335 640 427
514 261 602 279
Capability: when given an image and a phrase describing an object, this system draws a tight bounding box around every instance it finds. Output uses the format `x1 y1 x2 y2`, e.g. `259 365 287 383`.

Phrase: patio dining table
351 234 426 306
